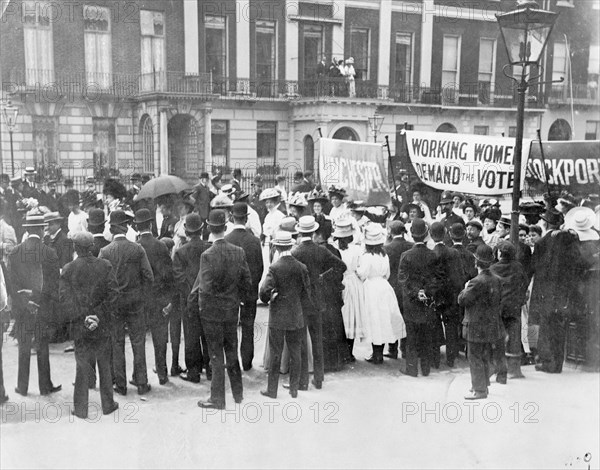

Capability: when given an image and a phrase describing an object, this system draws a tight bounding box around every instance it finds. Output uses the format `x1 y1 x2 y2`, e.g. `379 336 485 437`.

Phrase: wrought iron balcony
547 82 600 105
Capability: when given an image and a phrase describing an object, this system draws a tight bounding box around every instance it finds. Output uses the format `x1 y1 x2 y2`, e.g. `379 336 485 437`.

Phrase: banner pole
536 129 552 197
384 135 400 205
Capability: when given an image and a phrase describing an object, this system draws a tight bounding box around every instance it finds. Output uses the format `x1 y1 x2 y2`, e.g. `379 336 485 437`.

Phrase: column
203 107 212 172
377 0 392 98
236 0 250 93
285 1 299 82
288 120 295 166
184 0 199 75
331 0 345 60
420 0 434 89
159 109 169 175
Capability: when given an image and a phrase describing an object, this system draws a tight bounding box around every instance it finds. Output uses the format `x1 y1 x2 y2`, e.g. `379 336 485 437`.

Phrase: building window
548 118 572 141
140 10 165 91
442 35 461 104
585 121 599 140
394 32 413 95
508 126 517 138
257 121 277 168
552 40 568 92
32 116 57 169
478 38 496 104
141 115 154 174
474 126 489 136
93 118 116 173
84 5 112 88
436 122 458 133
350 27 370 81
588 44 599 99
205 15 227 79
302 24 324 79
211 120 229 170
256 20 277 82
22 0 54 85
304 135 314 173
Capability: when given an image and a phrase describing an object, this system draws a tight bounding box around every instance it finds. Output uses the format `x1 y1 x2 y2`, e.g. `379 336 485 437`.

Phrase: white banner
403 130 532 195
319 138 390 205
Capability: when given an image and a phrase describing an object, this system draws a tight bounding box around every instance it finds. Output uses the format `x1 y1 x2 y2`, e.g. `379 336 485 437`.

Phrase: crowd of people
0 166 598 416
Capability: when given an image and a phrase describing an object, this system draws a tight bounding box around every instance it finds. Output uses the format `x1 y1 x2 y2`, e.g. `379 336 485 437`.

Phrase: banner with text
403 130 532 195
526 140 600 193
319 138 390 205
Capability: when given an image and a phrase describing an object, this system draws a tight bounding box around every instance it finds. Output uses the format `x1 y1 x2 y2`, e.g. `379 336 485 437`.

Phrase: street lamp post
368 114 384 143
496 0 558 245
2 100 19 177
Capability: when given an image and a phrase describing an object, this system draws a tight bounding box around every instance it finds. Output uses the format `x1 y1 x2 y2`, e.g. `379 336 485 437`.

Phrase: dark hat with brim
200 172 210 180
410 218 428 238
474 244 495 265
466 220 483 231
207 209 227 227
540 208 563 226
232 202 248 218
71 231 94 248
133 208 153 224
439 197 453 205
449 222 466 239
87 208 106 226
184 213 203 233
109 210 130 226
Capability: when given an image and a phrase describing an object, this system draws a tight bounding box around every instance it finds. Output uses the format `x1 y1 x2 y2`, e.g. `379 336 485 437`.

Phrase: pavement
1 304 599 469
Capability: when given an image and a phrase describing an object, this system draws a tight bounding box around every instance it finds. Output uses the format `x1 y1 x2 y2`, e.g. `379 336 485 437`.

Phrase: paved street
1 304 599 469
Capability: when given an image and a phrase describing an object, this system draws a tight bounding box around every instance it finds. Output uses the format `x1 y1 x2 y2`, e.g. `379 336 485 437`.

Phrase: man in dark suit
87 209 109 257
172 213 212 382
292 216 346 390
43 212 73 268
1 260 11 403
225 202 264 371
191 209 252 410
458 244 503 400
383 221 413 359
134 209 174 385
125 173 142 208
430 222 464 368
99 210 154 396
192 172 212 225
466 220 486 254
438 196 465 245
59 232 119 419
259 231 311 399
157 200 178 240
9 213 62 396
398 219 439 377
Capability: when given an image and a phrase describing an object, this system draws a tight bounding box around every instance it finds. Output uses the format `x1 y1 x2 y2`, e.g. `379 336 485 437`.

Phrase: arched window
140 115 154 174
548 119 572 141
303 135 314 173
332 126 359 141
436 122 458 133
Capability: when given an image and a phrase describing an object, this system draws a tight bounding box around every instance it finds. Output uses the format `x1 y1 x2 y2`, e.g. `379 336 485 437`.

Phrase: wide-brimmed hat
348 201 367 213
220 184 235 197
184 213 203 233
210 194 234 208
87 208 106 226
133 208 153 224
449 222 466 239
288 192 308 208
259 188 281 201
296 215 319 233
43 212 63 224
207 209 227 227
557 193 577 208
406 203 424 218
410 218 428 238
232 202 248 218
346 57 354 64
236 191 249 202
439 197 453 205
466 219 483 231
540 208 564 226
272 231 295 247
279 217 298 235
564 207 599 241
363 224 386 245
24 167 37 175
498 216 511 227
71 231 94 248
333 218 354 238
109 210 129 226
23 213 46 227
474 244 495 265
307 189 329 203
328 185 347 199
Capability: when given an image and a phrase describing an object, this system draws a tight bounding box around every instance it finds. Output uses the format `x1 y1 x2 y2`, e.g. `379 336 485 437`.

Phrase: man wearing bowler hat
9 212 62 396
87 208 110 257
259 231 312 398
43 212 73 269
291 215 346 390
59 232 119 418
398 218 439 377
191 209 252 409
225 202 264 371
172 213 212 382
134 208 174 385
99 210 154 395
192 172 212 225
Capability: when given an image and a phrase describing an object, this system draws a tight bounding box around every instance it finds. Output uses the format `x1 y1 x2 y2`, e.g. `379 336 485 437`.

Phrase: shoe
289 390 298 398
71 410 87 419
159 377 169 385
64 345 74 353
129 379 138 387
446 359 455 368
260 390 276 399
197 400 224 410
284 382 308 391
170 365 184 377
113 386 127 396
365 356 383 365
464 391 488 400
14 387 27 397
179 372 201 383
399 368 418 377
137 384 151 395
535 364 556 373
344 355 356 363
234 396 243 404
243 364 252 372
40 385 62 396
496 374 507 385
311 379 322 390
0 394 9 404
384 352 398 359
103 402 119 415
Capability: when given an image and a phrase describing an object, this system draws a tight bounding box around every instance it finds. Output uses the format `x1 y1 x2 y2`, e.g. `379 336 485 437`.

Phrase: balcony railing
547 82 600 105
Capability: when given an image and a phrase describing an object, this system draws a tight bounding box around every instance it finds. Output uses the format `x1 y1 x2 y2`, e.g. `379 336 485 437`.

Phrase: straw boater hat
43 212 63 224
272 231 295 247
259 187 280 201
22 213 46 227
295 215 319 234
363 224 386 245
564 207 599 242
24 167 37 176
332 218 354 239
220 184 236 198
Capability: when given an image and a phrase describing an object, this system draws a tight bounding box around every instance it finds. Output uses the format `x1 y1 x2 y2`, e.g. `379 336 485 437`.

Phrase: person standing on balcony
329 58 342 97
316 55 328 95
345 57 356 98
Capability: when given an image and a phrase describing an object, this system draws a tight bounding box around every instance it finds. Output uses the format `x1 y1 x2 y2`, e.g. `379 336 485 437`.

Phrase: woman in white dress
357 224 406 364
333 218 365 362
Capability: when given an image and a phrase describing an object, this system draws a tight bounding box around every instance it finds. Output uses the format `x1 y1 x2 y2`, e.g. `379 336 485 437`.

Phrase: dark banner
526 140 600 193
